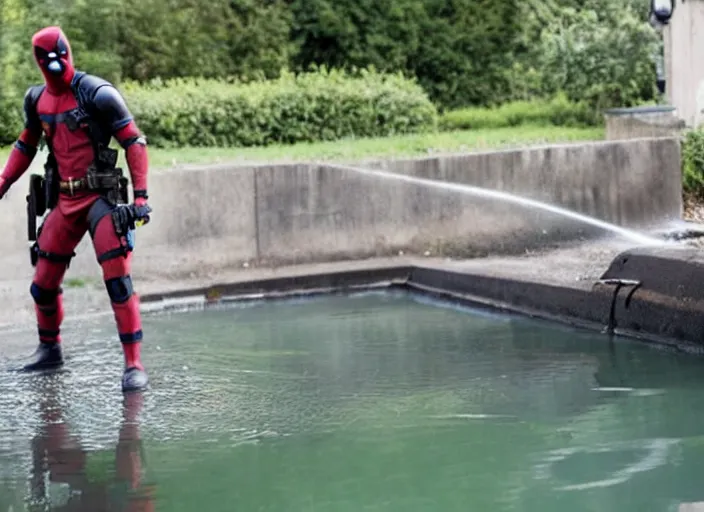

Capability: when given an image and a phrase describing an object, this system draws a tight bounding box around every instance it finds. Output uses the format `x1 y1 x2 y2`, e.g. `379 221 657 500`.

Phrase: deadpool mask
31 26 74 91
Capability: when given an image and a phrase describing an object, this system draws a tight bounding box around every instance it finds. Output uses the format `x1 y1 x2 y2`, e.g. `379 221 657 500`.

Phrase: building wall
664 0 704 127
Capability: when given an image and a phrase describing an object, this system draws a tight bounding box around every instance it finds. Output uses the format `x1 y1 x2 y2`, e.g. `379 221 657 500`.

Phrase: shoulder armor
23 84 45 134
71 71 113 112
71 71 133 133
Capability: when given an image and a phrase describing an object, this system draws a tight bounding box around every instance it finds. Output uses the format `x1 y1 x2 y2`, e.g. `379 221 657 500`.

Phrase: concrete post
663 0 704 127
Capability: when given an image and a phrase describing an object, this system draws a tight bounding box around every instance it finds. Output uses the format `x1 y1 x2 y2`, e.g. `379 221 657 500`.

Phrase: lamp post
649 0 675 98
650 0 674 27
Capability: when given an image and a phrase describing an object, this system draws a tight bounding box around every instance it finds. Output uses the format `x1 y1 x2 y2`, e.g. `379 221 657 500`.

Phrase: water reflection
25 377 154 511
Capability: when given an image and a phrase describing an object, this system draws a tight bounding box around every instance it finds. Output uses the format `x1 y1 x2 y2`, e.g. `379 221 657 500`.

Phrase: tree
537 4 660 110
291 0 524 108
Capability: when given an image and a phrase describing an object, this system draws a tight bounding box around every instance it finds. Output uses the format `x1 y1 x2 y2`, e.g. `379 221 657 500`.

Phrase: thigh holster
88 197 134 263
29 212 76 268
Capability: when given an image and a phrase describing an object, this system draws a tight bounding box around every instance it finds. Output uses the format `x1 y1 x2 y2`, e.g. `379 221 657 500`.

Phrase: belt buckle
68 177 75 196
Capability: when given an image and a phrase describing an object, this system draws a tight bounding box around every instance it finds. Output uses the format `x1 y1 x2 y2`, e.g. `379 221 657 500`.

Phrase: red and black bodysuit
0 26 150 393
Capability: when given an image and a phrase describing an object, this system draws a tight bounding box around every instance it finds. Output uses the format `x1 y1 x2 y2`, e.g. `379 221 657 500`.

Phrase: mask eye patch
56 37 68 57
34 47 49 62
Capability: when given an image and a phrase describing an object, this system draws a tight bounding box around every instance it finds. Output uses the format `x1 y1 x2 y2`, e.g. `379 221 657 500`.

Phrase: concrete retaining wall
603 108 686 141
364 137 682 229
0 137 683 284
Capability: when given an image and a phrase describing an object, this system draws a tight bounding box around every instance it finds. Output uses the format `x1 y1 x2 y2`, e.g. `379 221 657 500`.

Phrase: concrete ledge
603 106 685 140
596 246 704 349
133 245 704 354
600 245 704 299
139 265 413 303
407 266 608 332
1 240 702 356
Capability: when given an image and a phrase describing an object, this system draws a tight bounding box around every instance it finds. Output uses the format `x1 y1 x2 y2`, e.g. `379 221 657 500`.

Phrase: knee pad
30 282 60 306
105 275 133 304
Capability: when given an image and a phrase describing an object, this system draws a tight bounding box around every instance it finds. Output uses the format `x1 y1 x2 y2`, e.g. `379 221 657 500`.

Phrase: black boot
122 367 149 393
23 342 64 372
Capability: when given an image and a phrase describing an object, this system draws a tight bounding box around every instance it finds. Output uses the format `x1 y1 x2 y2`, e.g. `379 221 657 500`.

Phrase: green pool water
2 290 704 511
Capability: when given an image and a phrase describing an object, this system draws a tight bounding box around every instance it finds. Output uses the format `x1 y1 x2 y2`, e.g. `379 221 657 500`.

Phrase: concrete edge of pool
136 244 704 355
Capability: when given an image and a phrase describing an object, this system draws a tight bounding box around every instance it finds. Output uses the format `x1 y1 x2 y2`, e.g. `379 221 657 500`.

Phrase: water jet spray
323 163 665 247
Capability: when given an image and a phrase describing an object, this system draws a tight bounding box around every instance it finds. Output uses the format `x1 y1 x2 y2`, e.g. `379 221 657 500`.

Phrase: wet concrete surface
0 239 628 331
426 239 639 289
0 234 700 353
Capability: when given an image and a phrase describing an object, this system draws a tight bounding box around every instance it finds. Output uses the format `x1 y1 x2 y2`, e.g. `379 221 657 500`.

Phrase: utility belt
47 147 128 206
26 147 129 265
57 168 128 202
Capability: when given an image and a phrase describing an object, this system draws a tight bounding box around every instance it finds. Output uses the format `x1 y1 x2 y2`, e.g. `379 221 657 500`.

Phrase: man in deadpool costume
0 26 151 392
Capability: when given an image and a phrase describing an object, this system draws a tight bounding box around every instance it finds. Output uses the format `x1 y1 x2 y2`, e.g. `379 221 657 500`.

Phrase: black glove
112 202 153 237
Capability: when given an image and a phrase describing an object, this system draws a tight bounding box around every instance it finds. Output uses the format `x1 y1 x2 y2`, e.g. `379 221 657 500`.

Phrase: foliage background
0 0 663 146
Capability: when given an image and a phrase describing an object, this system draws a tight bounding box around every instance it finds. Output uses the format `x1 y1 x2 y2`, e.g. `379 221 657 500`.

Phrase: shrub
0 96 24 146
682 128 704 197
120 68 438 148
289 0 523 109
537 6 660 112
438 94 599 132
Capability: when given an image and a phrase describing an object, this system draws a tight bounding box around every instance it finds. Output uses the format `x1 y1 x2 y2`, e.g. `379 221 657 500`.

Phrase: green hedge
438 94 599 131
682 128 704 197
0 97 24 146
120 68 438 148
